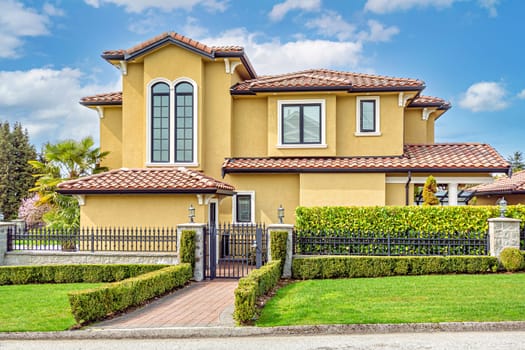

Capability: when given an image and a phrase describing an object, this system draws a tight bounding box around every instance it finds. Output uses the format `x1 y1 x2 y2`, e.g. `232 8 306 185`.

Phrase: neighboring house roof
101 32 257 79
470 170 525 195
57 167 235 195
408 95 451 110
80 92 122 106
222 143 510 174
230 68 425 94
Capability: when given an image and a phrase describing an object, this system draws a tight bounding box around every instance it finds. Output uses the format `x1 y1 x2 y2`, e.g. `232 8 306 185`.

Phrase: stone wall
4 251 178 266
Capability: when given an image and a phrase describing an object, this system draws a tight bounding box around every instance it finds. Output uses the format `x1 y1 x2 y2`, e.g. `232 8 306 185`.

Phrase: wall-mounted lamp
278 205 284 224
188 204 195 223
498 197 507 218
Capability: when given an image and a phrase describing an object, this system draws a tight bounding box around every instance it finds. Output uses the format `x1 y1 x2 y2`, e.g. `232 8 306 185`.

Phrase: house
57 32 510 227
469 170 525 205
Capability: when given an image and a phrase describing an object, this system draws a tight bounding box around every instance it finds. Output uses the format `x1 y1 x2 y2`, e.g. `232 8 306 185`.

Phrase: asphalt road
2 332 525 350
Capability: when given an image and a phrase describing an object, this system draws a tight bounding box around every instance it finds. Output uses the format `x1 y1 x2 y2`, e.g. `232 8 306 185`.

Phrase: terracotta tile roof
470 170 525 195
57 167 235 194
408 95 451 110
101 32 256 78
80 92 122 106
222 144 510 174
231 69 425 94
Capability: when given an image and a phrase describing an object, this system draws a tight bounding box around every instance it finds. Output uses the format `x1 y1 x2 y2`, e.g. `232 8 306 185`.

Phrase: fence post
488 217 521 257
177 223 206 282
0 223 14 265
267 224 294 278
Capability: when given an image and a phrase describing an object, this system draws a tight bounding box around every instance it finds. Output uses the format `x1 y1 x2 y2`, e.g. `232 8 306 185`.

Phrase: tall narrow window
175 82 194 162
360 100 376 132
235 194 252 223
151 82 170 162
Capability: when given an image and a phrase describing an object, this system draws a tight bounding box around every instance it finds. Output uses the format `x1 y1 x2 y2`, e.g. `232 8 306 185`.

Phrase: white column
448 182 458 206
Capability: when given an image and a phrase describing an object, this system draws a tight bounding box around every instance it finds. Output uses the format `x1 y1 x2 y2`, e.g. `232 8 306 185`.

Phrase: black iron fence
7 226 177 252
294 230 489 256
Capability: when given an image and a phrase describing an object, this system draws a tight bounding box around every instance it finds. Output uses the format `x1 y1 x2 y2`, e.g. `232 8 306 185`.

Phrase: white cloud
358 20 399 42
478 0 499 17
518 89 525 99
459 82 509 112
43 3 65 17
0 0 61 58
269 0 321 21
83 0 228 13
306 10 356 40
0 68 121 147
364 0 456 13
200 28 363 75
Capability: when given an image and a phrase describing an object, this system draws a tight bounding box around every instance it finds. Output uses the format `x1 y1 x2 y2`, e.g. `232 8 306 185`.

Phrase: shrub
499 247 525 272
179 230 196 274
68 263 192 324
422 175 439 206
292 256 498 279
234 260 282 323
0 264 166 285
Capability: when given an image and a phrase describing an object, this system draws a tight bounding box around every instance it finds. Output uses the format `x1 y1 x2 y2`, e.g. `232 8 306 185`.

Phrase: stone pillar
177 223 206 282
488 217 521 257
448 182 458 206
0 223 14 265
267 224 294 278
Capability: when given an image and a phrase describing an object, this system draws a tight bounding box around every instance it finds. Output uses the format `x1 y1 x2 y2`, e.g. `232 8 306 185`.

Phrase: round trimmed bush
500 247 525 272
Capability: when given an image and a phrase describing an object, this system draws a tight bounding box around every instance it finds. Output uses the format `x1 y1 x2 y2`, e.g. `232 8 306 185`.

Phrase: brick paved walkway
92 280 238 329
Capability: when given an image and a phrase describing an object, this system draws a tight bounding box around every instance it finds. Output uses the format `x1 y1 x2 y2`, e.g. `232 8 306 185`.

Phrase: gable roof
222 143 509 174
230 68 425 94
101 32 257 79
470 170 525 195
57 167 235 195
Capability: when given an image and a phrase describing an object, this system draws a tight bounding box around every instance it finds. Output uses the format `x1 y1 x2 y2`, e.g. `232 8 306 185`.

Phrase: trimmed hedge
292 256 499 279
295 205 525 234
0 264 167 285
234 260 282 323
180 230 196 274
500 248 525 272
68 263 192 324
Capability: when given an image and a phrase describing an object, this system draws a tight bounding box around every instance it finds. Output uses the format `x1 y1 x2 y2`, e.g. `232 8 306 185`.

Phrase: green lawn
0 283 102 332
257 274 525 326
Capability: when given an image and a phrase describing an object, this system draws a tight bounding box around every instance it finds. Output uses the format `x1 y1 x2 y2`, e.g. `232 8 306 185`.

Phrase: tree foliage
30 136 108 228
507 151 525 172
422 175 439 206
0 121 37 220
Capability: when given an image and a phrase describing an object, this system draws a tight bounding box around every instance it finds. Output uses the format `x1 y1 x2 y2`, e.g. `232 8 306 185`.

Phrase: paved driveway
91 280 238 329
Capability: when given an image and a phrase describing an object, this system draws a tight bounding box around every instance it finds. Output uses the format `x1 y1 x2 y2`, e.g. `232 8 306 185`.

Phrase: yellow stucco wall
475 195 525 206
80 194 204 227
232 97 268 157
99 107 123 170
404 109 435 144
299 173 386 206
221 174 300 224
385 183 410 206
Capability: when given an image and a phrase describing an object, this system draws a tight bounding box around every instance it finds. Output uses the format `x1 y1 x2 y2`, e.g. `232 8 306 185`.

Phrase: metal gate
204 223 267 279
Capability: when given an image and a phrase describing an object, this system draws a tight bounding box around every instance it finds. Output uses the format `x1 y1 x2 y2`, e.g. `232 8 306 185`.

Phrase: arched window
175 82 194 163
151 82 170 162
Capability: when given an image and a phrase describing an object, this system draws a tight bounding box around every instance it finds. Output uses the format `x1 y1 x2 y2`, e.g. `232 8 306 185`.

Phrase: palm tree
30 136 108 227
507 151 525 172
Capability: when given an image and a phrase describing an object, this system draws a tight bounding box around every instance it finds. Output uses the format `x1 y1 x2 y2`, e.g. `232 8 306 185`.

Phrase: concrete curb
2 322 525 340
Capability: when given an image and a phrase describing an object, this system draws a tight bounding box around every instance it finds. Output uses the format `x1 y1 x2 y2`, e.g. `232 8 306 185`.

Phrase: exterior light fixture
499 197 507 218
278 204 284 224
188 204 195 223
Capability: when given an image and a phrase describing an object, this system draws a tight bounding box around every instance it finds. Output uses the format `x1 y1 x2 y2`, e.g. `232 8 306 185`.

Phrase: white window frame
277 99 327 148
146 77 199 166
355 96 381 136
232 191 255 224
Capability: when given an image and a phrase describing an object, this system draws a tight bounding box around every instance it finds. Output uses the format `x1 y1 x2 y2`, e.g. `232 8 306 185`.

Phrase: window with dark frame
236 194 252 223
359 99 376 133
151 82 170 162
281 103 321 144
175 82 194 163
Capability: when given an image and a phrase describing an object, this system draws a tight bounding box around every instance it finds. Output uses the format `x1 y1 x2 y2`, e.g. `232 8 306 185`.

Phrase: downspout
405 171 412 206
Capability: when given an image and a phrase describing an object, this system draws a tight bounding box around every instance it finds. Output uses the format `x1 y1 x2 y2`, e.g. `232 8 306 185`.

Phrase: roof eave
231 85 425 95
79 101 122 107
57 188 235 196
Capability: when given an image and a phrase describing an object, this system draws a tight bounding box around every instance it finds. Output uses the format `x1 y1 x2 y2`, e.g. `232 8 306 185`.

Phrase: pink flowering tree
18 194 51 228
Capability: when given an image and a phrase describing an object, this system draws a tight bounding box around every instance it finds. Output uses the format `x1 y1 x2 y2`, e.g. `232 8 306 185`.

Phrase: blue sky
1 0 523 159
